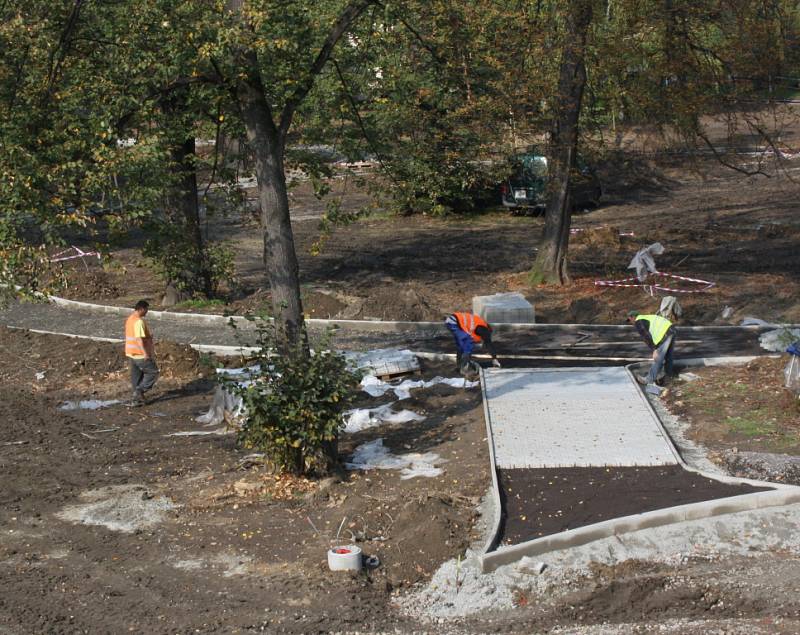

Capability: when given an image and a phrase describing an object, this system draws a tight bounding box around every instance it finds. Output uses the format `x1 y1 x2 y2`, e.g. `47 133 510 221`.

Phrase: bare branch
696 130 769 177
278 0 375 137
372 0 446 65
330 58 398 185
45 0 85 97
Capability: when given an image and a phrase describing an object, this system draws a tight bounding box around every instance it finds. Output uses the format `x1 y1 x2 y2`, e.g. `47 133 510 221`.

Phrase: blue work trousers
647 332 675 384
445 317 475 362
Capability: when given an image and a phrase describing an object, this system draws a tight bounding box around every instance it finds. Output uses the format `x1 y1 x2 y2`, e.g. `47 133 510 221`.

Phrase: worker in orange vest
445 312 501 378
125 300 159 405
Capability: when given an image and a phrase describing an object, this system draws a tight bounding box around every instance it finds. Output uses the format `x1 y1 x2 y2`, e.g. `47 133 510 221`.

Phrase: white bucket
327 545 362 572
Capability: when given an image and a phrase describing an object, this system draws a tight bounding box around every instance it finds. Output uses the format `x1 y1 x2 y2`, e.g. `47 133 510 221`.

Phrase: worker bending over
627 310 676 386
445 311 501 378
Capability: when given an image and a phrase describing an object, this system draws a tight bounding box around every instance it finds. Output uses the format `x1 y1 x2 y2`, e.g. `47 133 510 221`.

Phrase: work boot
129 390 145 407
460 360 480 381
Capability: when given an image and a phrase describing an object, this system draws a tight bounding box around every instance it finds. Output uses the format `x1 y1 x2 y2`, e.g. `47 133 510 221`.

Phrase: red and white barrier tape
570 226 635 237
50 246 101 263
595 271 716 294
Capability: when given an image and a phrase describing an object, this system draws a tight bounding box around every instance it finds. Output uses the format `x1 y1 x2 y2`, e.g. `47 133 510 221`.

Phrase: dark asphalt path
0 299 772 366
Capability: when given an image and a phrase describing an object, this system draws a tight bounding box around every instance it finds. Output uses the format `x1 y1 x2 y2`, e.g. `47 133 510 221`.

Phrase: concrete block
473 292 535 324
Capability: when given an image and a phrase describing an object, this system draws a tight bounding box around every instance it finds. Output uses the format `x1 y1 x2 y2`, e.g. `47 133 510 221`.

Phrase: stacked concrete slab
473 292 535 324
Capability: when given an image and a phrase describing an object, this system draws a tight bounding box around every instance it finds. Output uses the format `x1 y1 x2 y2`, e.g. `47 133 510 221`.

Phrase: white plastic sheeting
344 402 426 433
195 367 258 425
59 399 123 411
741 317 772 326
345 439 446 479
628 242 664 282
360 375 478 400
166 427 231 437
195 385 246 425
194 354 475 432
658 295 683 320
759 328 800 352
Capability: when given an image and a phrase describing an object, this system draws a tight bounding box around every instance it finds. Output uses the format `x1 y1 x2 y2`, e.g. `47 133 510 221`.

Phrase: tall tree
530 0 594 285
222 0 374 351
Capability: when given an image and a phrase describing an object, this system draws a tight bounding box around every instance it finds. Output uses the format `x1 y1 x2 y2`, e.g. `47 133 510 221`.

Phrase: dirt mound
302 290 347 319
0 326 126 386
0 326 209 385
155 340 210 379
571 226 622 249
567 297 602 323
58 267 122 300
358 283 439 321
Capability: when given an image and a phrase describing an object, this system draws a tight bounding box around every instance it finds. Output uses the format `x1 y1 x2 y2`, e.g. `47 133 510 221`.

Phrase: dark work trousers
129 357 159 395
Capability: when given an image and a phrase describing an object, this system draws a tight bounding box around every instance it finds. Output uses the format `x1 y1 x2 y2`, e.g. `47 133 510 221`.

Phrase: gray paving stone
484 367 678 468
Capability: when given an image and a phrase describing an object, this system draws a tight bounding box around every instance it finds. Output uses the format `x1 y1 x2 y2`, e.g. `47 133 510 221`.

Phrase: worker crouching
627 310 676 387
445 311 501 379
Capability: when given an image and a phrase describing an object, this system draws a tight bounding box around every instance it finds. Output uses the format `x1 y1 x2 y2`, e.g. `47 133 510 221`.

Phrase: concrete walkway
478 365 800 572
483 367 678 468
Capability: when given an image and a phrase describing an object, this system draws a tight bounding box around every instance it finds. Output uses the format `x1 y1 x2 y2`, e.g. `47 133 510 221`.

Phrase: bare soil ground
4 328 800 633
0 326 491 633
9 132 800 631
498 465 768 545
664 356 800 479
57 151 800 326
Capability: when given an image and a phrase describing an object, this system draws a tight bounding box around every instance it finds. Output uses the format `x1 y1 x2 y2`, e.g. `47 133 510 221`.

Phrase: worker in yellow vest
445 311 501 378
627 310 676 386
125 300 159 406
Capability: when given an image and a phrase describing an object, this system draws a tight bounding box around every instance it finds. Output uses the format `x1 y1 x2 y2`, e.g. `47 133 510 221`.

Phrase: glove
492 358 502 368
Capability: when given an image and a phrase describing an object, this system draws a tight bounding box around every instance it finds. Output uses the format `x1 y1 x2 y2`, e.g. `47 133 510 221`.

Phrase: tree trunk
236 56 306 352
170 136 213 296
162 91 213 297
529 0 593 286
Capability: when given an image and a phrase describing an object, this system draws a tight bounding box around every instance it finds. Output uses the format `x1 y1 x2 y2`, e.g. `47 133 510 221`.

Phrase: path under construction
0 296 775 366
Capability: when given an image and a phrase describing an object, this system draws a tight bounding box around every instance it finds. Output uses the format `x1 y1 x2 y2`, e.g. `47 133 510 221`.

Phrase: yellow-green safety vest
636 314 673 346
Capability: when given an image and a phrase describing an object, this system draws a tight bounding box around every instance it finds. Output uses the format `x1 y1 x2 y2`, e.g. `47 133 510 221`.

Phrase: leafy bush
221 316 361 476
143 220 236 298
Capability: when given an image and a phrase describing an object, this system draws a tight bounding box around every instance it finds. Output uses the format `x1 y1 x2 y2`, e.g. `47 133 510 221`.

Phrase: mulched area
498 465 770 545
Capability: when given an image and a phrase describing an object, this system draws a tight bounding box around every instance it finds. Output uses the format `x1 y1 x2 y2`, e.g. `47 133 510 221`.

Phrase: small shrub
221 316 360 476
143 220 237 298
174 298 226 310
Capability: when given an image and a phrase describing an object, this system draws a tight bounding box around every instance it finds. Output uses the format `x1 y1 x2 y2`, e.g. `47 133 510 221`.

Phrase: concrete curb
0 325 644 364
477 361 800 574
478 366 504 559
36 293 800 333
4 326 260 357
479 488 800 573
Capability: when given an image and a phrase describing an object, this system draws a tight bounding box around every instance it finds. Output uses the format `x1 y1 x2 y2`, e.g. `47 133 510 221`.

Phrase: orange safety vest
125 313 147 358
454 312 489 343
